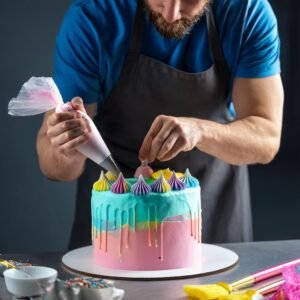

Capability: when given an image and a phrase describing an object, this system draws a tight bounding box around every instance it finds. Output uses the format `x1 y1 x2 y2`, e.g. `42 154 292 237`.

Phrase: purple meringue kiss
131 175 152 195
168 171 186 191
111 173 130 194
150 173 171 193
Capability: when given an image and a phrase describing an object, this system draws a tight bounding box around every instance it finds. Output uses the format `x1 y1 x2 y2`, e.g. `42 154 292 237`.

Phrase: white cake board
62 244 238 280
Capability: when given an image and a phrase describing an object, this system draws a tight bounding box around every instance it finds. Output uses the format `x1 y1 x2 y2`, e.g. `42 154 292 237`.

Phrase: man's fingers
58 134 89 156
140 116 199 162
156 132 179 160
51 126 90 148
47 118 87 138
71 97 86 113
47 111 80 126
147 121 175 162
158 139 183 161
139 115 165 161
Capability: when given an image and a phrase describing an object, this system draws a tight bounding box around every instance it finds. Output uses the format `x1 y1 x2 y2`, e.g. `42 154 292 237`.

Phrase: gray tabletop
1 240 299 300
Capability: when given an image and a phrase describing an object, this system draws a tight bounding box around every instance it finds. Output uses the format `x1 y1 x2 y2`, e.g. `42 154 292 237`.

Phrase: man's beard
144 1 210 39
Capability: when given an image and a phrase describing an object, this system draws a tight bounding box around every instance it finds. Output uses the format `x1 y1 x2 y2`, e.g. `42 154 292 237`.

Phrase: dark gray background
0 1 299 253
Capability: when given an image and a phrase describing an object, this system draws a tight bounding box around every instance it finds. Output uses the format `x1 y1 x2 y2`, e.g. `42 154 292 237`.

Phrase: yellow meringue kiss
93 171 111 192
105 171 118 182
151 168 184 180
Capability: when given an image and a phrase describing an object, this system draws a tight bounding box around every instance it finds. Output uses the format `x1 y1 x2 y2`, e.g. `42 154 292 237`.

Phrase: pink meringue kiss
134 160 153 179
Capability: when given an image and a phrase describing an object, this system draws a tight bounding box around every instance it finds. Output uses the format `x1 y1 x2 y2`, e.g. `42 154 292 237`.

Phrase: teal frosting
92 177 201 232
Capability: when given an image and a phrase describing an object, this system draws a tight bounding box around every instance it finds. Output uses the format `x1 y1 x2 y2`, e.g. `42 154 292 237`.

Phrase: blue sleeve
53 2 103 104
235 0 281 78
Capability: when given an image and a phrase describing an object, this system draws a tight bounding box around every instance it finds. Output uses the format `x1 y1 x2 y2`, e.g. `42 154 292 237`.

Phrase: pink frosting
94 219 202 270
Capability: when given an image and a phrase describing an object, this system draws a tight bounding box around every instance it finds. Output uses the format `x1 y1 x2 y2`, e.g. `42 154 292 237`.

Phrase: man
36 0 284 249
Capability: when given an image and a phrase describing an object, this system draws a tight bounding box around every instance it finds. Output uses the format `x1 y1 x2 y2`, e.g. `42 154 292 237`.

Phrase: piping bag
8 77 120 175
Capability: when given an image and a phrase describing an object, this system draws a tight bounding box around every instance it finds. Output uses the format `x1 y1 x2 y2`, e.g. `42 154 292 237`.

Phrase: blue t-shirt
54 0 281 106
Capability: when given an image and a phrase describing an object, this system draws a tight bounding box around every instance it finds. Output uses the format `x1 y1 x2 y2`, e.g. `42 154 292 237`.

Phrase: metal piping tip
100 155 120 176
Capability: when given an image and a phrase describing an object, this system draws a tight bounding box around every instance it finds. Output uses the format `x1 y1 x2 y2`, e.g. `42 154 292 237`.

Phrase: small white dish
3 266 57 297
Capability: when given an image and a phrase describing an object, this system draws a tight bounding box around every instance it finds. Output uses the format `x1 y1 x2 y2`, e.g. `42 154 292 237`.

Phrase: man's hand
139 115 202 163
139 75 284 166
37 98 97 182
46 97 91 162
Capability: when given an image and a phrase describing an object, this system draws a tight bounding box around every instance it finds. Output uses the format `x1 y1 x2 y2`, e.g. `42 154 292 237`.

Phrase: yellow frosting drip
93 171 111 191
151 168 184 180
105 171 117 182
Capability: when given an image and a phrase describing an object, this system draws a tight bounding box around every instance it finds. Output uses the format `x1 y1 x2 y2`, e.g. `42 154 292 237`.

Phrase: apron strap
129 0 144 54
205 5 227 64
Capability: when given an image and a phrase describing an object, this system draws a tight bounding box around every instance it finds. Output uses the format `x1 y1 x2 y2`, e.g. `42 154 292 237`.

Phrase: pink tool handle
254 258 300 282
259 279 285 296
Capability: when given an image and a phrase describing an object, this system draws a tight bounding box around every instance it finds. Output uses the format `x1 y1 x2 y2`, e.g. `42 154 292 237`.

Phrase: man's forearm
36 132 86 181
197 116 281 165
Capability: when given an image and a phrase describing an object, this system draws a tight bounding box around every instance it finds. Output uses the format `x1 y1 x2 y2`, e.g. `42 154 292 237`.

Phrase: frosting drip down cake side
91 169 202 270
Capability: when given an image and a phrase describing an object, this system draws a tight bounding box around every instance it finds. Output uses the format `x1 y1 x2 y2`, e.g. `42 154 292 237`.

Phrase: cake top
93 167 199 194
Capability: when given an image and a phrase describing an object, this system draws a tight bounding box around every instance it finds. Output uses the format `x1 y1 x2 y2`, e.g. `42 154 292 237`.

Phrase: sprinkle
131 175 152 195
0 260 31 270
150 173 171 193
93 171 111 192
181 168 199 188
111 173 130 194
168 171 186 191
64 277 114 289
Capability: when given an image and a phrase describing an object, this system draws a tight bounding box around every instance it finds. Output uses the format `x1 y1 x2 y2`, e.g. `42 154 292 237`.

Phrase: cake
91 168 201 270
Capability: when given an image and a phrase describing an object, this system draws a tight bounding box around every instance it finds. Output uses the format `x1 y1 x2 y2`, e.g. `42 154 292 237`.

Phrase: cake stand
62 244 238 280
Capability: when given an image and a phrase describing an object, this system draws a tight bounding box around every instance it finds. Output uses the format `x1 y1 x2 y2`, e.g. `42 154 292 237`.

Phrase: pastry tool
0 259 32 276
217 278 284 300
184 258 300 300
186 278 284 300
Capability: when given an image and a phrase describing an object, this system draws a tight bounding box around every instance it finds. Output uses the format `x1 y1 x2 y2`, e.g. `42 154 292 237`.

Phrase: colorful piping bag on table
269 263 300 300
184 258 300 300
185 279 283 300
216 279 284 300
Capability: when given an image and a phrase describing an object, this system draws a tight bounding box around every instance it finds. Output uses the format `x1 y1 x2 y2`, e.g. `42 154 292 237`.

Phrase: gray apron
69 1 253 249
